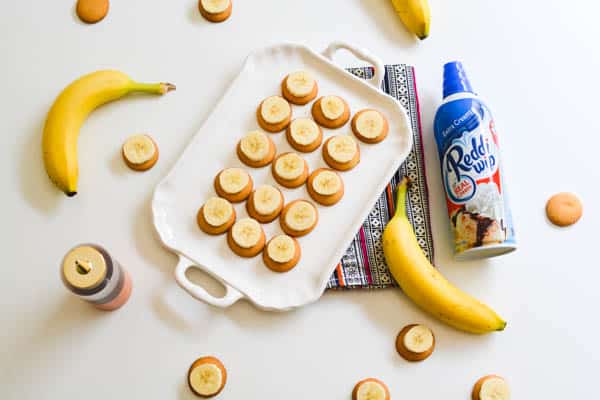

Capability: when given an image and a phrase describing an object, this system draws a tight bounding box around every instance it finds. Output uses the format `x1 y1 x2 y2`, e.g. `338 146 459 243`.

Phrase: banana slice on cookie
263 234 301 272
321 96 345 120
214 167 253 203
272 152 309 188
472 375 510 400
237 130 275 167
281 71 318 105
352 378 390 400
227 217 265 257
395 324 435 361
187 356 227 398
312 95 350 129
198 0 232 23
122 134 159 171
280 200 318 237
231 218 262 248
286 117 322 153
257 95 292 132
323 135 360 171
307 168 344 206
352 109 389 144
246 184 284 223
197 197 236 235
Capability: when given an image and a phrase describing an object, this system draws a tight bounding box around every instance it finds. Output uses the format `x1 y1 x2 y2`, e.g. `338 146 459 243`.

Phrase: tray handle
322 41 385 89
174 255 244 308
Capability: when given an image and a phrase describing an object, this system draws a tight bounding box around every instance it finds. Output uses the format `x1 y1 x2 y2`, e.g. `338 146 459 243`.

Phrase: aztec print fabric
326 64 434 289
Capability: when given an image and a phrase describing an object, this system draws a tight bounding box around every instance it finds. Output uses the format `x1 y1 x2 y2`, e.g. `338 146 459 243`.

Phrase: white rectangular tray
152 42 412 311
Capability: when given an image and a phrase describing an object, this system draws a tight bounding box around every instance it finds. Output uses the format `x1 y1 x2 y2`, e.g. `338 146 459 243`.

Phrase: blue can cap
443 61 474 98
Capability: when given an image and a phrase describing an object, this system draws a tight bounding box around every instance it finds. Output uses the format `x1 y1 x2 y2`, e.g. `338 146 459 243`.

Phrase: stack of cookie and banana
196 70 389 273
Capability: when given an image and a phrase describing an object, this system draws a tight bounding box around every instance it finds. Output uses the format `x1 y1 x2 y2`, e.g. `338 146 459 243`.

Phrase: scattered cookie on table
280 199 318 237
272 152 309 188
257 95 292 133
395 324 435 362
263 234 301 273
187 356 227 398
198 0 232 23
352 109 389 144
227 217 266 257
286 117 323 153
307 168 344 206
352 378 390 400
471 375 510 400
323 135 360 171
121 134 159 171
311 95 350 129
197 197 236 235
237 130 276 168
246 184 284 223
214 167 253 203
76 0 109 24
545 192 583 227
281 70 318 105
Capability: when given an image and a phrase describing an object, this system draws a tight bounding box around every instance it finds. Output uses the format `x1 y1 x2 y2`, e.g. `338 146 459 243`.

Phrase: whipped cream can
433 62 516 260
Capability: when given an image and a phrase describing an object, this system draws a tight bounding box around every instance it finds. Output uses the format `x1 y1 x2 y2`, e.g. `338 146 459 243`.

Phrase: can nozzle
443 61 474 99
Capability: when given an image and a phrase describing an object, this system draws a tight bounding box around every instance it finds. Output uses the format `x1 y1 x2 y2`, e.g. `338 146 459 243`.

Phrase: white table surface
2 0 599 398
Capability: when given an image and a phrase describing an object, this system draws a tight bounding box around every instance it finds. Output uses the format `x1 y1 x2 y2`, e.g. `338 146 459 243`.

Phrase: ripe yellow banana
383 178 506 334
42 70 175 196
390 0 431 40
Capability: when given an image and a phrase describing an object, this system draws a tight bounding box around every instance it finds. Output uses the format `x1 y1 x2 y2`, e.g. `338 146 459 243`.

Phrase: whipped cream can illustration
433 62 516 259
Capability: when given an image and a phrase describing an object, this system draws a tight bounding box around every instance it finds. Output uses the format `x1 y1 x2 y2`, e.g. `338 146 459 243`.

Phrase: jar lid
61 245 107 290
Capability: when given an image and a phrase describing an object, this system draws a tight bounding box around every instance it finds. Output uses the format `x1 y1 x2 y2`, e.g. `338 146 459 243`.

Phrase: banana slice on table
267 235 296 263
289 118 320 146
203 197 233 227
352 109 388 143
286 71 315 98
327 135 358 163
260 96 291 124
231 218 262 248
472 376 510 400
219 168 249 194
122 134 158 171
403 325 434 353
198 0 232 22
312 170 341 196
239 130 271 162
274 153 305 180
352 378 390 400
320 95 345 120
200 0 230 14
396 324 435 361
187 356 227 398
283 200 317 235
253 185 282 215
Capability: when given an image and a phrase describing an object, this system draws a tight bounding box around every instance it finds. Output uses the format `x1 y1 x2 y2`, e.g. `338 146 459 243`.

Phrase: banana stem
130 82 176 95
394 177 410 218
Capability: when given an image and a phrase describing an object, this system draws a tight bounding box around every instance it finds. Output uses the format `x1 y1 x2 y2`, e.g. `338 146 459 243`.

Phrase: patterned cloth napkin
326 64 434 290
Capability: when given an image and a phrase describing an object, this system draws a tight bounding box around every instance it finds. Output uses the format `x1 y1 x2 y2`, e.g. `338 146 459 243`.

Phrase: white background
1 0 599 398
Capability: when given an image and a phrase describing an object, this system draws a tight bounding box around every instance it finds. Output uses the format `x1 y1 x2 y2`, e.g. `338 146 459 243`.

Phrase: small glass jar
61 244 132 311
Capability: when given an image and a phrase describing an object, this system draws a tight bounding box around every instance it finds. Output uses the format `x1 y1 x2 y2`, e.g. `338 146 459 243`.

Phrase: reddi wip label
434 96 516 258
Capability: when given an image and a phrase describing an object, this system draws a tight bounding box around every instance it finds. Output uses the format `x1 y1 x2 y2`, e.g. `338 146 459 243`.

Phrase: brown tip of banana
497 321 507 331
399 176 411 186
418 34 429 40
159 83 176 94
66 191 77 197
